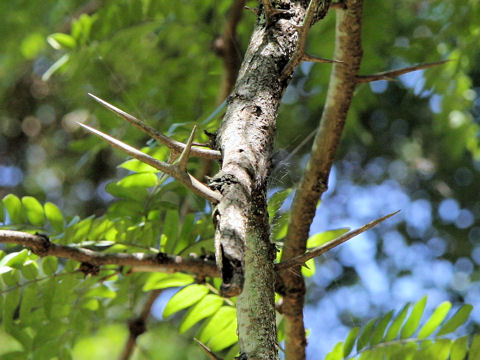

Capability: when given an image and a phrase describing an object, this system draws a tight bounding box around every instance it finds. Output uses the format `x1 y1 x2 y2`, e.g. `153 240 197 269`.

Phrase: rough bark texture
211 1 313 358
279 1 364 359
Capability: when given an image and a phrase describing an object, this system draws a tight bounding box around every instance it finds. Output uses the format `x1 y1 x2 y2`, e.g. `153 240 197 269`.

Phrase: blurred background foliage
1 0 480 358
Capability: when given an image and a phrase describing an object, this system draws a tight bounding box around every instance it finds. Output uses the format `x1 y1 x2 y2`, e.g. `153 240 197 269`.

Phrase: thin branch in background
193 338 223 360
88 93 221 161
76 122 221 203
0 230 220 278
276 211 399 271
356 60 450 83
120 289 162 360
279 2 365 358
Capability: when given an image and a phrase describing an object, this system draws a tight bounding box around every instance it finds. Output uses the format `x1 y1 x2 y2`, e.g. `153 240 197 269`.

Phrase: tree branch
88 93 221 161
215 0 246 102
279 1 364 359
281 0 333 81
276 211 399 271
120 289 162 360
76 122 221 203
356 60 450 83
0 230 219 278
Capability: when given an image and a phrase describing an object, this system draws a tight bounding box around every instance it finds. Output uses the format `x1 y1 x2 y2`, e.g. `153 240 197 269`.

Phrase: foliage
1 0 480 359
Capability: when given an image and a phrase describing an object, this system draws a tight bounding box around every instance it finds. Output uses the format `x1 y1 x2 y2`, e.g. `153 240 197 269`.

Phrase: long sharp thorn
177 125 197 172
302 53 344 64
76 122 221 203
76 122 173 175
88 93 222 161
276 210 400 271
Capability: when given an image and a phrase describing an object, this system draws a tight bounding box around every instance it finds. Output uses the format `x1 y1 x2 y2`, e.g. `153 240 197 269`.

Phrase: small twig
356 60 450 83
261 0 291 26
276 211 399 271
0 230 220 278
88 93 221 161
193 338 223 360
120 289 162 360
281 0 333 80
76 122 221 203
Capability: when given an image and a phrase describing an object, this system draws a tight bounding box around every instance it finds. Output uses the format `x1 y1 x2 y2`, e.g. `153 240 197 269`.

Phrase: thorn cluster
80 94 222 203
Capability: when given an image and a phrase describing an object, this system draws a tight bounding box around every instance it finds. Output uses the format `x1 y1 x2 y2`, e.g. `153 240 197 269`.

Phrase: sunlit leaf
206 314 238 351
163 284 209 318
42 256 58 276
418 301 451 339
2 194 24 224
0 249 29 269
343 326 360 358
436 304 473 337
179 294 224 333
370 310 394 346
198 306 237 344
385 303 410 341
306 228 350 248
325 342 343 360
357 317 377 351
44 202 64 232
47 33 76 49
450 336 468 360
468 334 480 360
142 272 194 291
21 260 39 280
22 196 45 226
301 258 316 277
401 296 427 339
116 172 157 188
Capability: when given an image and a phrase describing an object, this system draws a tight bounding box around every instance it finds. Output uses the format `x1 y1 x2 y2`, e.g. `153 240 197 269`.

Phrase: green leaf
413 339 452 360
20 283 40 324
47 33 76 49
325 342 344 360
0 249 29 268
1 268 20 286
198 306 237 343
418 301 452 339
357 318 377 352
370 310 394 346
86 285 117 299
3 194 24 224
0 202 4 223
301 258 316 277
306 228 350 248
273 212 289 240
206 314 238 351
468 334 480 360
163 210 179 253
21 260 39 280
163 284 209 318
44 202 64 232
142 273 194 291
401 296 427 339
385 303 410 341
22 196 45 226
437 304 473 337
267 188 292 220
450 336 468 360
116 173 157 188
42 256 58 276
3 288 21 325
343 326 360 358
179 294 224 333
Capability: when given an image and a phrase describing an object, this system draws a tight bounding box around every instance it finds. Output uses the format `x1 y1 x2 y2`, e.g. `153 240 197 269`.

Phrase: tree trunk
212 1 313 358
